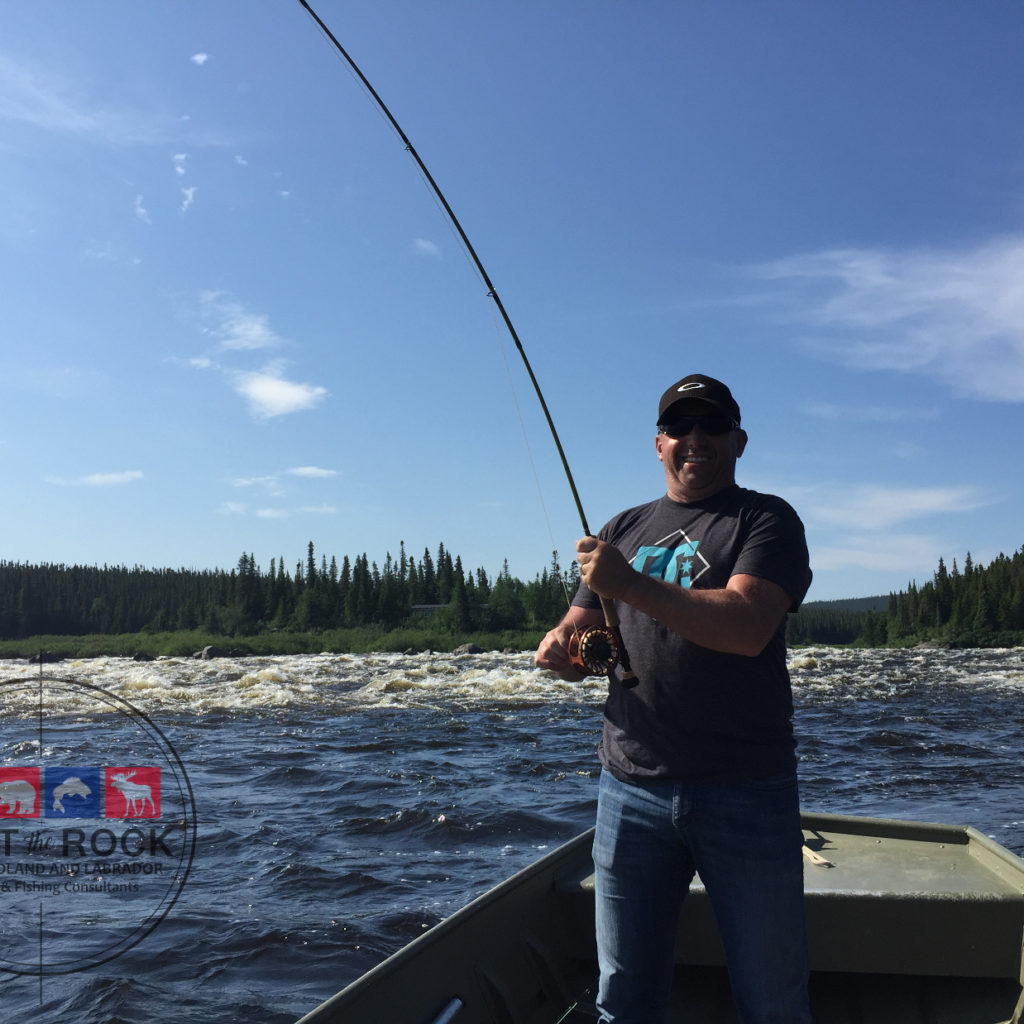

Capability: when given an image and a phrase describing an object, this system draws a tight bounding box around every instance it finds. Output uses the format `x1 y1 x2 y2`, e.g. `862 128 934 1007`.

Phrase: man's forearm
616 571 788 657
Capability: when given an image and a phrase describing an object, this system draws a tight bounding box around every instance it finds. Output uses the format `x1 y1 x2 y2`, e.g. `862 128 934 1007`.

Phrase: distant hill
801 595 889 614
787 595 889 646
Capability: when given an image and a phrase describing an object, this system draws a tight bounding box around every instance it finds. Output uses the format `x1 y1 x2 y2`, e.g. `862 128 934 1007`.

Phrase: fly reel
568 624 621 676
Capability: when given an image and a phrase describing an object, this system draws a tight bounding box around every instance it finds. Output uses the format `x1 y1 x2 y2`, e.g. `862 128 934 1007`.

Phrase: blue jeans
592 768 811 1024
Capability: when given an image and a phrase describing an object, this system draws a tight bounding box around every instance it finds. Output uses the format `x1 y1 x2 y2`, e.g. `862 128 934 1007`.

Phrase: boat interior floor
559 967 1023 1024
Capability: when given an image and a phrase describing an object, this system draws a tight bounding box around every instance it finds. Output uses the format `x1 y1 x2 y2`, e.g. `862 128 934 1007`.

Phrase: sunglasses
659 414 737 438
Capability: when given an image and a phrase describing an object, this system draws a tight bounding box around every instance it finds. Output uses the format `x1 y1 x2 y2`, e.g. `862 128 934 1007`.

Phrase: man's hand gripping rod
568 594 637 686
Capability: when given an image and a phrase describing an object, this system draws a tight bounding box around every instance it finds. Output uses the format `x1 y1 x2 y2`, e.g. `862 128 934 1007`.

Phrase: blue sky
3 2 1023 603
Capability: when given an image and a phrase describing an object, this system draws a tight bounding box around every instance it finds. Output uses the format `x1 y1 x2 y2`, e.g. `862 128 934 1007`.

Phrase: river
0 646 1021 1022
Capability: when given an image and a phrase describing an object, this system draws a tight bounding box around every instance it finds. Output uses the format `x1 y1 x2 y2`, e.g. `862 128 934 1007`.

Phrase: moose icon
108 769 158 817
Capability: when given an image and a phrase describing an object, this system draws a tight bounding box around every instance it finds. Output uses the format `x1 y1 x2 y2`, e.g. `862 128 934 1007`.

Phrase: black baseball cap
657 373 741 426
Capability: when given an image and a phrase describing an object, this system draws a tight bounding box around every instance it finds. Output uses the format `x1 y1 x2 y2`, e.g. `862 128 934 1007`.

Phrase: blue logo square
44 767 103 818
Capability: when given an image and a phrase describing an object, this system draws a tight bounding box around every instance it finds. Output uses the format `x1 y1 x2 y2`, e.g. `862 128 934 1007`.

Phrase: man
535 373 812 1024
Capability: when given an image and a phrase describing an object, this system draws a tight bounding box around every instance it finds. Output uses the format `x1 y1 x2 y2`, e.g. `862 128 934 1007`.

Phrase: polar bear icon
0 778 37 815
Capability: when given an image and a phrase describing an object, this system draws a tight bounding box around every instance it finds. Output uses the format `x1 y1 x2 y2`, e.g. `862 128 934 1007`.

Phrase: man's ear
736 428 749 457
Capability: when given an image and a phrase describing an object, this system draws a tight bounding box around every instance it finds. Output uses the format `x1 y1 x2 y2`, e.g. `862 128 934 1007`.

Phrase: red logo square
0 766 41 818
104 766 161 819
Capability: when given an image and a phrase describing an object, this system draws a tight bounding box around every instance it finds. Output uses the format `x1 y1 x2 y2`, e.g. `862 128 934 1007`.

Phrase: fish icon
52 775 92 814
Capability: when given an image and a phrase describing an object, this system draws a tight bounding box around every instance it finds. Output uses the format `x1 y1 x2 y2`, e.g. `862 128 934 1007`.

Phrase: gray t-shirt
573 485 812 782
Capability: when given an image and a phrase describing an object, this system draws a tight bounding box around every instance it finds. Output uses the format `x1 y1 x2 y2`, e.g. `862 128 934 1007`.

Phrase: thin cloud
256 508 289 519
191 53 209 67
4 364 104 399
232 369 328 418
801 401 937 423
200 292 285 351
0 52 185 145
811 532 946 574
134 195 151 224
301 504 338 514
173 153 188 176
82 470 144 486
47 470 144 487
412 238 441 258
84 242 115 261
800 483 991 532
189 292 327 417
747 479 996 580
754 237 1024 401
180 186 196 213
229 474 283 495
225 468 336 506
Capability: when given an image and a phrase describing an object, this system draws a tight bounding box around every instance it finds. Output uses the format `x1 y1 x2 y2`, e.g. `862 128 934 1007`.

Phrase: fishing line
296 0 635 685
411 147 568 582
488 303 579 616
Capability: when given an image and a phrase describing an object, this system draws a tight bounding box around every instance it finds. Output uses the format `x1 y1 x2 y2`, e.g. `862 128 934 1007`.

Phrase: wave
4 647 1022 721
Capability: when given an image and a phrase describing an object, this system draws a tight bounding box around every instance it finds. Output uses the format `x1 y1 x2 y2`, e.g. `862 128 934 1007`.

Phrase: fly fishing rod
297 0 635 685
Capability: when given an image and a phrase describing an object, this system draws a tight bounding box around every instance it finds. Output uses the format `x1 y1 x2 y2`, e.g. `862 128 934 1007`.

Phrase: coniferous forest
0 542 575 655
787 547 1024 648
2 542 1022 656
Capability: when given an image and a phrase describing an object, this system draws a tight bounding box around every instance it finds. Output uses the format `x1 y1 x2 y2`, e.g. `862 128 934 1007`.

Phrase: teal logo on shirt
630 532 709 588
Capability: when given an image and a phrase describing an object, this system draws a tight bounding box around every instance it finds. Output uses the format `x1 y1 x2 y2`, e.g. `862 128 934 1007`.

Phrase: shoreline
0 627 547 663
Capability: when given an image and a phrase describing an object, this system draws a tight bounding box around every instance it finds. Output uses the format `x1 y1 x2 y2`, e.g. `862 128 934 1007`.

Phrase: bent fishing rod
297 0 635 685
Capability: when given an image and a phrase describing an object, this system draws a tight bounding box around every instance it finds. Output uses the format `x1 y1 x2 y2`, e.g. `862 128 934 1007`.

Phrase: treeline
787 547 1024 648
0 542 578 640
786 596 887 646
5 542 1022 649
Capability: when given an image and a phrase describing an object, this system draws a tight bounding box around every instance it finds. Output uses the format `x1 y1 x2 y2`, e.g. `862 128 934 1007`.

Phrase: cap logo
677 382 706 393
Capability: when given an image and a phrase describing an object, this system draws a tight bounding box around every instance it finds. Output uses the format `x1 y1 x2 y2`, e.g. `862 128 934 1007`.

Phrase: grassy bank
0 627 548 662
